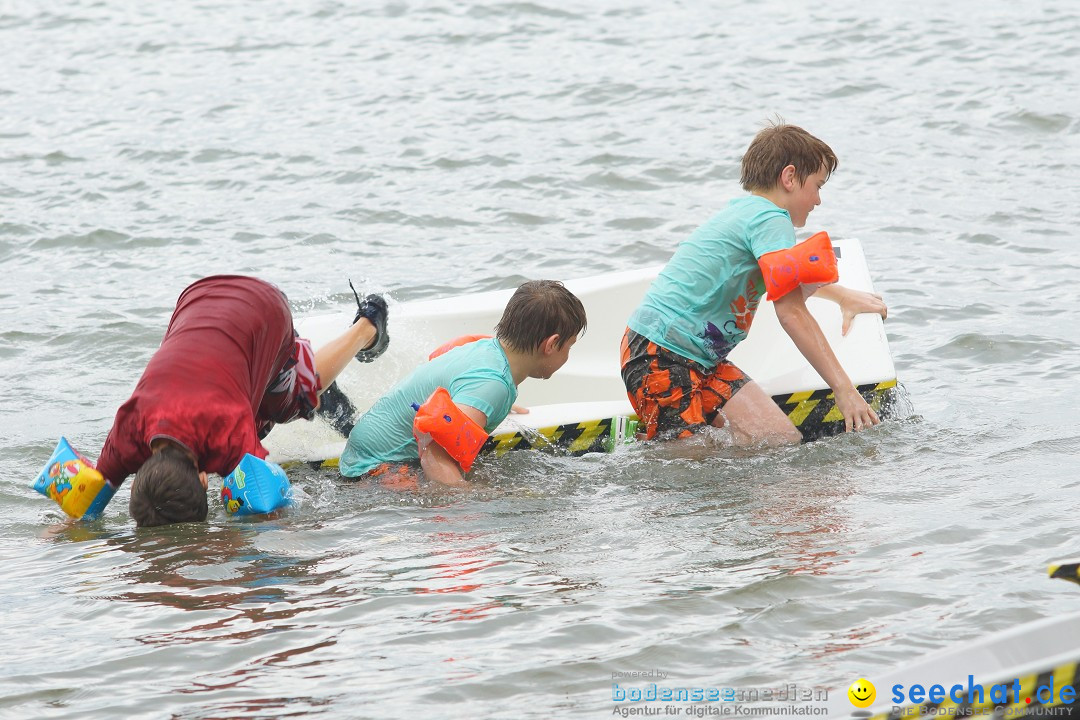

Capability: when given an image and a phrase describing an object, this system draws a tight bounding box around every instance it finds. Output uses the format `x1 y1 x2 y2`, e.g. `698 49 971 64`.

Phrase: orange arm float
428 334 492 361
412 387 489 473
758 231 838 301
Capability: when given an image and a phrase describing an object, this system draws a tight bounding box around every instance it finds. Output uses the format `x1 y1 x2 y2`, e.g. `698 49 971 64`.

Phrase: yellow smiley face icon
848 679 876 708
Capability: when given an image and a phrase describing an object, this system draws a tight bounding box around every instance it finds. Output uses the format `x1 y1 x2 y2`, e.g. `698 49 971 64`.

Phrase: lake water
2 1 1079 718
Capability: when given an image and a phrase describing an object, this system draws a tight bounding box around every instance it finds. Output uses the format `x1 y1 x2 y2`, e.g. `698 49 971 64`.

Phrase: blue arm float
32 437 117 520
221 454 293 516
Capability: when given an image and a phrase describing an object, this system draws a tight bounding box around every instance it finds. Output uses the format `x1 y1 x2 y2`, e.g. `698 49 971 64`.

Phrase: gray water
3 1 1080 718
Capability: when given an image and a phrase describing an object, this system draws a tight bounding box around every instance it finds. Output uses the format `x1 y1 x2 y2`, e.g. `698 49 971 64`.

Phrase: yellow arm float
32 437 116 520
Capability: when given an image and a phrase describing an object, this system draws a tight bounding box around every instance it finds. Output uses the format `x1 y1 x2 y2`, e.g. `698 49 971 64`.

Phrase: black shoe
350 280 389 363
316 382 357 437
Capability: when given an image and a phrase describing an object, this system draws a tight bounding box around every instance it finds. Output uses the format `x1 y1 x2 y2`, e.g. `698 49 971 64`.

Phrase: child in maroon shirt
96 275 387 526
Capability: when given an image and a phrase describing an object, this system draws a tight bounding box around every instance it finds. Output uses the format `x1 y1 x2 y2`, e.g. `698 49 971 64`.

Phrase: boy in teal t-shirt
622 123 888 444
340 338 515 477
341 280 587 487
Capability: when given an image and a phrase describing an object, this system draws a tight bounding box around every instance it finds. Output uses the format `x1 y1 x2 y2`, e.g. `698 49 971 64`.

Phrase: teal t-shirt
627 195 797 367
340 338 518 477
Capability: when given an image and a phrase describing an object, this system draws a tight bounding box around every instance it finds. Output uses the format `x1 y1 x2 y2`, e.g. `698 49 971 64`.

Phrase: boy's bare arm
419 443 471 487
773 292 880 432
417 403 488 487
810 284 888 336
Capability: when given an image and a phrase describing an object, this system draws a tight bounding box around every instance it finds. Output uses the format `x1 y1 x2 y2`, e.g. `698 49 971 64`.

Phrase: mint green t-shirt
340 338 517 477
627 195 797 367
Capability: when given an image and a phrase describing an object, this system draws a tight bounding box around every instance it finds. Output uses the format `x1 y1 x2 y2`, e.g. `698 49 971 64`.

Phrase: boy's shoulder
713 194 786 220
671 195 794 265
427 338 510 380
688 195 789 241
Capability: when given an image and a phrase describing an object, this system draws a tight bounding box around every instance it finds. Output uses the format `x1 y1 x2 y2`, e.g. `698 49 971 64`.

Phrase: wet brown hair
129 445 208 527
740 122 838 192
495 280 587 352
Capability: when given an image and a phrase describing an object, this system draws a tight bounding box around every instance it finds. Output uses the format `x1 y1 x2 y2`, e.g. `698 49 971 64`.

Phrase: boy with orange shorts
622 123 888 444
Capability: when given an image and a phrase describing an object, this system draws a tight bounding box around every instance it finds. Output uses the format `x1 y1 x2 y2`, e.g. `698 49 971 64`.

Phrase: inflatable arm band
32 437 116 520
412 387 489 473
221 454 293 516
758 231 838 301
428 334 492 361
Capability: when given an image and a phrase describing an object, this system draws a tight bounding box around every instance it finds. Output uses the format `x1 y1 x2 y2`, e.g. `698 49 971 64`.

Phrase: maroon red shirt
97 276 319 484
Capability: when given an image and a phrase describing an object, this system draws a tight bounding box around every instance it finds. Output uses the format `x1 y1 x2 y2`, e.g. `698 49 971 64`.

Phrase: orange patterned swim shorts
620 328 750 440
364 462 421 491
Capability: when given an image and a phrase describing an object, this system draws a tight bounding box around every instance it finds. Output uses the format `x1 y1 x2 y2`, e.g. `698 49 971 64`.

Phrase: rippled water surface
3 1 1080 718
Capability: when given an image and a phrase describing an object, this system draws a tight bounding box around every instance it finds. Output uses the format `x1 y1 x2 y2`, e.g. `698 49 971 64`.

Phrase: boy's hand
835 387 880 432
837 289 887 336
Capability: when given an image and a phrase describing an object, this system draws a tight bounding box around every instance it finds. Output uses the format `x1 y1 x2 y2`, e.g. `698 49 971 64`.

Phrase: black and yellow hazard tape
481 379 900 457
481 415 621 457
860 658 1080 720
1049 560 1080 587
286 379 901 469
777 379 898 442
286 456 340 471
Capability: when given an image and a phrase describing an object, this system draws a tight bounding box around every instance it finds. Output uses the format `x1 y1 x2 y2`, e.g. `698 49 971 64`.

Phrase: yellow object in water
33 437 115 520
1048 560 1080 587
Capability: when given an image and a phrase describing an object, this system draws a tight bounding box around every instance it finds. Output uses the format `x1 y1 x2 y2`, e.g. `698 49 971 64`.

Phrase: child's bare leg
713 381 801 446
314 317 377 390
